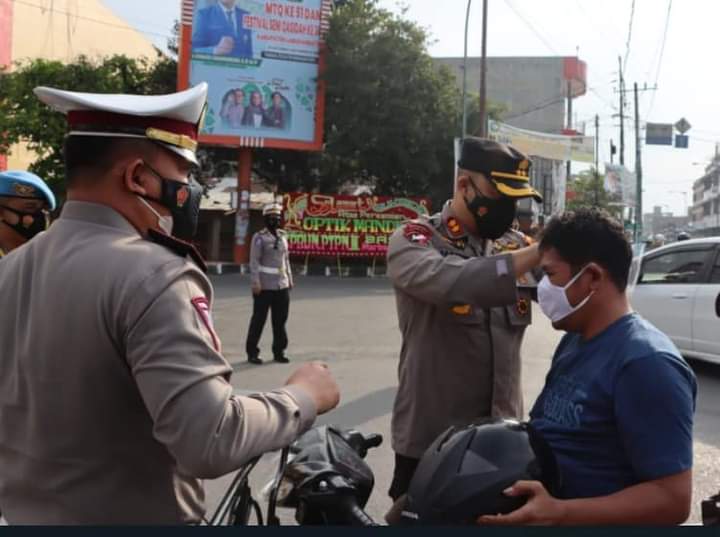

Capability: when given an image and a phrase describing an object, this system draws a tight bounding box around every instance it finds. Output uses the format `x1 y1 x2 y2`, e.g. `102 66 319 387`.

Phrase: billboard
283 193 431 257
488 120 595 163
178 0 330 151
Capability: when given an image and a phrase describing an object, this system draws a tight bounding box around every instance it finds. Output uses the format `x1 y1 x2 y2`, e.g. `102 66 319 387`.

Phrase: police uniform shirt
387 202 534 459
0 201 316 524
249 228 293 291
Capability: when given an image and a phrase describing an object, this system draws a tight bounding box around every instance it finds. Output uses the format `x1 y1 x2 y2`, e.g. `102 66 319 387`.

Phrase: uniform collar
59 201 139 236
441 201 468 239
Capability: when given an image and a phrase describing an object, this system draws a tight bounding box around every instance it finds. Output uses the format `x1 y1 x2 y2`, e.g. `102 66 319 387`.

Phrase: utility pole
616 82 656 241
618 56 625 166
595 114 600 205
461 0 472 138
477 0 488 137
634 82 643 242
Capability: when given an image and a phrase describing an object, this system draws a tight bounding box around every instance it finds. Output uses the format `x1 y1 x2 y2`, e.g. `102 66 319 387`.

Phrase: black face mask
143 163 203 242
463 178 517 240
265 216 281 233
0 205 48 241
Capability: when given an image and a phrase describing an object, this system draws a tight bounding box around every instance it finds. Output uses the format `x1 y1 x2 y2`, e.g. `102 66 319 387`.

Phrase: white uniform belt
259 266 282 275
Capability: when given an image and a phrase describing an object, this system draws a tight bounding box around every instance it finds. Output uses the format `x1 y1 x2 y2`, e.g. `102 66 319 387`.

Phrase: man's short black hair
64 136 157 186
540 208 633 291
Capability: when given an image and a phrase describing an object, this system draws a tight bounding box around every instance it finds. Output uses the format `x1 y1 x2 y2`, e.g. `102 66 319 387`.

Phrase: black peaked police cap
458 137 543 203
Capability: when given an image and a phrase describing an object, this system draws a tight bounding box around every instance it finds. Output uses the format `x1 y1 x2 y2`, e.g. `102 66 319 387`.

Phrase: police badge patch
13 183 37 197
403 223 432 247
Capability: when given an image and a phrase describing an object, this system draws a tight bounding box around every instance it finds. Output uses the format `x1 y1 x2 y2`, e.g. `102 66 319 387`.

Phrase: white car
630 237 720 365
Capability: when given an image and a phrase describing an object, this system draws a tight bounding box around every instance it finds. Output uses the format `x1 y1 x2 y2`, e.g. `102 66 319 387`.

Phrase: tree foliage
0 53 176 197
566 169 623 220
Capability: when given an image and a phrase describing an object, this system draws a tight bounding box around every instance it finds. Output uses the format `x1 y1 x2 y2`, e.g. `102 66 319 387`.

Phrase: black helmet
677 232 691 241
400 419 560 525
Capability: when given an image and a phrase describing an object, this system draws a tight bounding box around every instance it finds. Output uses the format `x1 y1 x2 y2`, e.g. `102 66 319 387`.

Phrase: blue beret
0 170 57 211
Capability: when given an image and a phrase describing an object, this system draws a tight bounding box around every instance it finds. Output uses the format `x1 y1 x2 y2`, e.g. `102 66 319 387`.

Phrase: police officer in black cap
385 137 543 505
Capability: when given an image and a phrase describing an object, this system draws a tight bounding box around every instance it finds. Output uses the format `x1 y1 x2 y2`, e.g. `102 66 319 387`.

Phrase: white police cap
33 83 208 165
263 203 283 216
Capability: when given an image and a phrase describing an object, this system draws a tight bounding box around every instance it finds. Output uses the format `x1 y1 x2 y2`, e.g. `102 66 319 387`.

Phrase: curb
207 263 388 278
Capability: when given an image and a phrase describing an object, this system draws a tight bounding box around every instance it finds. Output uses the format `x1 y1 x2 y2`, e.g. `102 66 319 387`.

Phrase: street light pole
462 0 472 138
478 0 488 137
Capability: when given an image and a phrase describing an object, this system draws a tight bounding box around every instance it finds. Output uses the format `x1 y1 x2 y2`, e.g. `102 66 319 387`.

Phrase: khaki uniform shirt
387 202 534 459
249 228 293 290
0 202 316 525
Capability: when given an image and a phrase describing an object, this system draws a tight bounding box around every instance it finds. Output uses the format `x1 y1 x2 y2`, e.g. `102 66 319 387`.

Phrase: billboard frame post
234 147 254 265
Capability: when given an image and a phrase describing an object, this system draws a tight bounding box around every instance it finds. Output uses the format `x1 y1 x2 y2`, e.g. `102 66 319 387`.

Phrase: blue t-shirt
530 313 697 499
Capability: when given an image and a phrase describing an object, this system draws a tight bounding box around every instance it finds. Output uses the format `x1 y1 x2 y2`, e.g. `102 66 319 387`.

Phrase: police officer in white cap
0 84 339 524
245 201 293 364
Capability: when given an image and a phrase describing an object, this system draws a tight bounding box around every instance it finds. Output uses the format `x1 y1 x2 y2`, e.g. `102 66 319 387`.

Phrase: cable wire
503 0 560 55
623 0 636 75
10 0 174 41
646 0 673 118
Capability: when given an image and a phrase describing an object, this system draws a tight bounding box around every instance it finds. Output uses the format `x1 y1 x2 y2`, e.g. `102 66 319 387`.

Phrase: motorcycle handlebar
336 496 379 527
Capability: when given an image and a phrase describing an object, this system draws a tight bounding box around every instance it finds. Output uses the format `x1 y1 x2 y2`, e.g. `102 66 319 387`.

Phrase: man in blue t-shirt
481 209 697 526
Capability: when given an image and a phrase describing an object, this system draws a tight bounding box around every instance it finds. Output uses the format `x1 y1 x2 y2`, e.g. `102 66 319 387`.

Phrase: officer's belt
259 265 282 275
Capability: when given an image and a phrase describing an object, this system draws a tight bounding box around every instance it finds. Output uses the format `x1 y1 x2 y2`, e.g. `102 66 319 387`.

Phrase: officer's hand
214 36 235 55
252 283 262 296
285 362 340 415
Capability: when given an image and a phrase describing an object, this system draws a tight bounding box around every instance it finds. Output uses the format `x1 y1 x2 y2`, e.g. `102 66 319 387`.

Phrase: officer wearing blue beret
0 170 56 258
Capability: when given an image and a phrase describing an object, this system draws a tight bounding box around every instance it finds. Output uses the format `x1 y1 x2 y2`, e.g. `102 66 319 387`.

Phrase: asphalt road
204 274 720 526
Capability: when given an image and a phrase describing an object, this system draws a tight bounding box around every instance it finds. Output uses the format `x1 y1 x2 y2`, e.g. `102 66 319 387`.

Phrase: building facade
434 56 587 134
690 156 720 237
0 0 158 171
643 206 690 240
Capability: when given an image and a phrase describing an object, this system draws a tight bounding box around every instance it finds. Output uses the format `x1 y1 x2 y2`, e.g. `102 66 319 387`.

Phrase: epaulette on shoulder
147 228 207 273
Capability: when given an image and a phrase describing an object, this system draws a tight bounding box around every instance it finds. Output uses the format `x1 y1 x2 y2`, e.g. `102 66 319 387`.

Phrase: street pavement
205 274 720 525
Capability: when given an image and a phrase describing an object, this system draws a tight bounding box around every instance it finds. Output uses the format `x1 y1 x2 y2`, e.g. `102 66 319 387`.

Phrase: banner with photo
181 0 328 150
488 120 595 163
283 193 431 257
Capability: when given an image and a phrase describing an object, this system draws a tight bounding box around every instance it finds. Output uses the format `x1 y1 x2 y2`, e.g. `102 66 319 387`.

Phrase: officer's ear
123 159 150 196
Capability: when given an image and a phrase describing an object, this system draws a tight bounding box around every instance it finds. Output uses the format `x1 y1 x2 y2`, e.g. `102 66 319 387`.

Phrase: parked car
630 237 720 365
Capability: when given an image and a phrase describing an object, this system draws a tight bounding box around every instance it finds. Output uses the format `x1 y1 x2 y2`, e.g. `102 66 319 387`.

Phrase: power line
646 0 673 118
503 0 619 117
503 0 560 55
589 86 618 112
10 0 174 41
623 0 636 75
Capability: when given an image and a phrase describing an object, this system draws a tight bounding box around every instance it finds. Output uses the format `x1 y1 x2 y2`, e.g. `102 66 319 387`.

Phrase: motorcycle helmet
400 419 560 525
677 232 691 241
